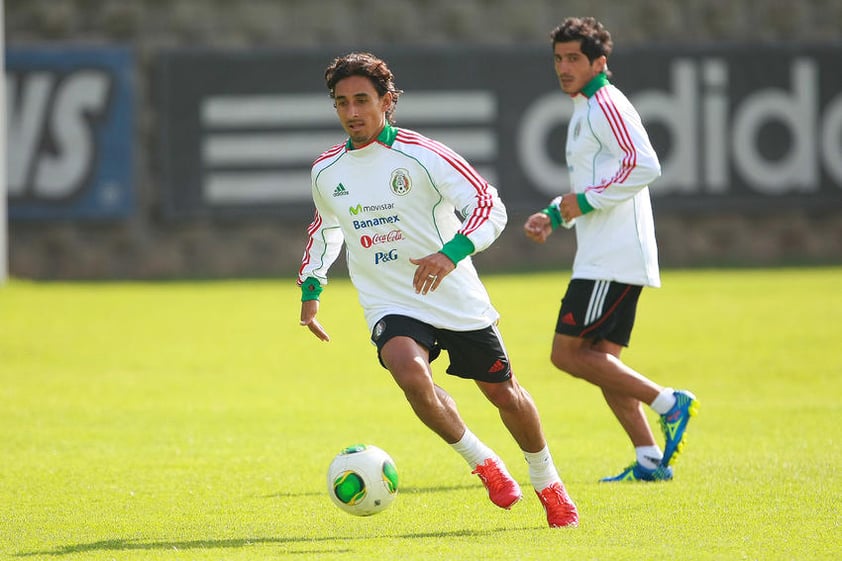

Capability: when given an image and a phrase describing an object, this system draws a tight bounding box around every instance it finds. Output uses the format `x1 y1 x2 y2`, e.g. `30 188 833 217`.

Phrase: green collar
581 72 610 98
346 123 398 150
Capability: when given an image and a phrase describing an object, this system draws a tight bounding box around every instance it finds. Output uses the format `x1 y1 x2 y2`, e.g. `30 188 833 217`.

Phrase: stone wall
7 0 842 279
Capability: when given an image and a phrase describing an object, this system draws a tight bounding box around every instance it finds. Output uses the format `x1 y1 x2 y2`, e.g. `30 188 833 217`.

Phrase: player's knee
550 348 572 372
484 381 523 410
399 383 439 416
550 347 586 378
384 355 423 387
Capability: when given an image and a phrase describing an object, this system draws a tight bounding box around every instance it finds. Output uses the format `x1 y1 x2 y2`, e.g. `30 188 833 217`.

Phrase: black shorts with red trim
371 314 512 383
555 279 643 347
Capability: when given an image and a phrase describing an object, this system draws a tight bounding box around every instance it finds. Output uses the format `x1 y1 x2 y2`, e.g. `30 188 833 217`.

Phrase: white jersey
298 124 506 332
565 74 662 287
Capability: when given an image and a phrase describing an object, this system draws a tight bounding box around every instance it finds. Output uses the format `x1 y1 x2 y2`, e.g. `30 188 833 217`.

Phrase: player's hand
300 300 330 342
410 253 455 295
524 212 552 243
559 193 583 222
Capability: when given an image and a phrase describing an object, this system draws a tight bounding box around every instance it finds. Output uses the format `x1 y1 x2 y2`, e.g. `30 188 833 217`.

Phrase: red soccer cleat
536 482 579 528
471 457 522 509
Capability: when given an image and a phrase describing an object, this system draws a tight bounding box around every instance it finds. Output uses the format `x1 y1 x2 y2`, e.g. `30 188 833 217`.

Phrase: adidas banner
156 45 842 218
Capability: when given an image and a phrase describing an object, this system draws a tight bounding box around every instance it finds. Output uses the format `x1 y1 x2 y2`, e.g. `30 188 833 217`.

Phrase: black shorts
370 314 512 383
555 279 642 346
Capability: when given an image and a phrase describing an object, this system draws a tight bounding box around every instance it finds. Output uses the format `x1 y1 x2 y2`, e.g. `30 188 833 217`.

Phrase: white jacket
298 124 506 331
565 74 662 287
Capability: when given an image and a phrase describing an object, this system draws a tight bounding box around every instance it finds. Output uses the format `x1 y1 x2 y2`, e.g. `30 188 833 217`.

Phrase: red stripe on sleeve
592 88 637 191
298 209 322 278
313 143 345 166
395 129 493 236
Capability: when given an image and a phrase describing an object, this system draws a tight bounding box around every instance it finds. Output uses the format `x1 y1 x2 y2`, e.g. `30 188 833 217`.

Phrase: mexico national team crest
390 168 412 196
372 319 386 341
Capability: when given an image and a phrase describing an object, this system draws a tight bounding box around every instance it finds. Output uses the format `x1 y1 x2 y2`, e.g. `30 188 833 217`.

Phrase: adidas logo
488 359 506 373
332 183 349 197
561 312 576 326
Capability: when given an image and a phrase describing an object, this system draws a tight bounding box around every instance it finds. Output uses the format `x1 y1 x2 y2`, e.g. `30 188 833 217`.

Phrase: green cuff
541 205 563 230
577 193 595 214
439 234 475 265
300 276 323 301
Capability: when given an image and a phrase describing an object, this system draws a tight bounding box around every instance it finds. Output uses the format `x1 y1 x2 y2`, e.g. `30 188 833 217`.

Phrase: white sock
451 428 496 468
636 445 664 470
650 387 676 415
523 445 561 491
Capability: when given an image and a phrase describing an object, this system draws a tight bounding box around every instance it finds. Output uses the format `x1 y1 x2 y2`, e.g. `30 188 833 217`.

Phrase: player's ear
381 91 394 112
594 55 608 74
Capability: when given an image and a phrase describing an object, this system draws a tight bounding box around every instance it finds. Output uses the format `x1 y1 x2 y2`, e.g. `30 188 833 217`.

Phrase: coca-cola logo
360 229 405 248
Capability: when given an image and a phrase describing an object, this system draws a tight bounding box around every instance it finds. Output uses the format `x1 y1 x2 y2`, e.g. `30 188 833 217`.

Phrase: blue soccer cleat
600 462 673 482
660 390 699 467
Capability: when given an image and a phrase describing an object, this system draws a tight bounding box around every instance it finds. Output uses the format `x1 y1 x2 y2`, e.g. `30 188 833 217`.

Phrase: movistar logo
349 202 395 215
333 183 349 197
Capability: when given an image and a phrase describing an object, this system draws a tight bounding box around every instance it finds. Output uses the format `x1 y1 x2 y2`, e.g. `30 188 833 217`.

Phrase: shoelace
472 460 505 491
542 487 578 518
540 485 567 505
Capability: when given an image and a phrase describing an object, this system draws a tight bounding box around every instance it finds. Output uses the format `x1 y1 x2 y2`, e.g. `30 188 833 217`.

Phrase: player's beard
345 119 382 148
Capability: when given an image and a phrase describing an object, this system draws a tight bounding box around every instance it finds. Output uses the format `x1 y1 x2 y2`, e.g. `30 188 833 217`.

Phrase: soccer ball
327 444 399 516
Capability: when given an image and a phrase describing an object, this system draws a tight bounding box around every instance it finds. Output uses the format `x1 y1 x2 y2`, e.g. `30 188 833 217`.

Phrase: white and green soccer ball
327 444 399 516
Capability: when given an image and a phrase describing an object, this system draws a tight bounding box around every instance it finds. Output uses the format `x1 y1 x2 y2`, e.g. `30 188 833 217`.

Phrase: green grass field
1 268 840 560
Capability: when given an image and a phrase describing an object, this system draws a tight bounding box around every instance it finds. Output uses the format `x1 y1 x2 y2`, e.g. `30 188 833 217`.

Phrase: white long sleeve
298 125 505 331
564 80 662 287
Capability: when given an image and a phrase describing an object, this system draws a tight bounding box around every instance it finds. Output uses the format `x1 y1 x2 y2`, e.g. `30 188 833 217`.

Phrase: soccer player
523 17 699 482
298 52 578 526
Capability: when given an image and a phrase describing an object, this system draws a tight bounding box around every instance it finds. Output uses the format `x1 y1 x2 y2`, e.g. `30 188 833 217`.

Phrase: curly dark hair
324 52 403 124
550 17 613 64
